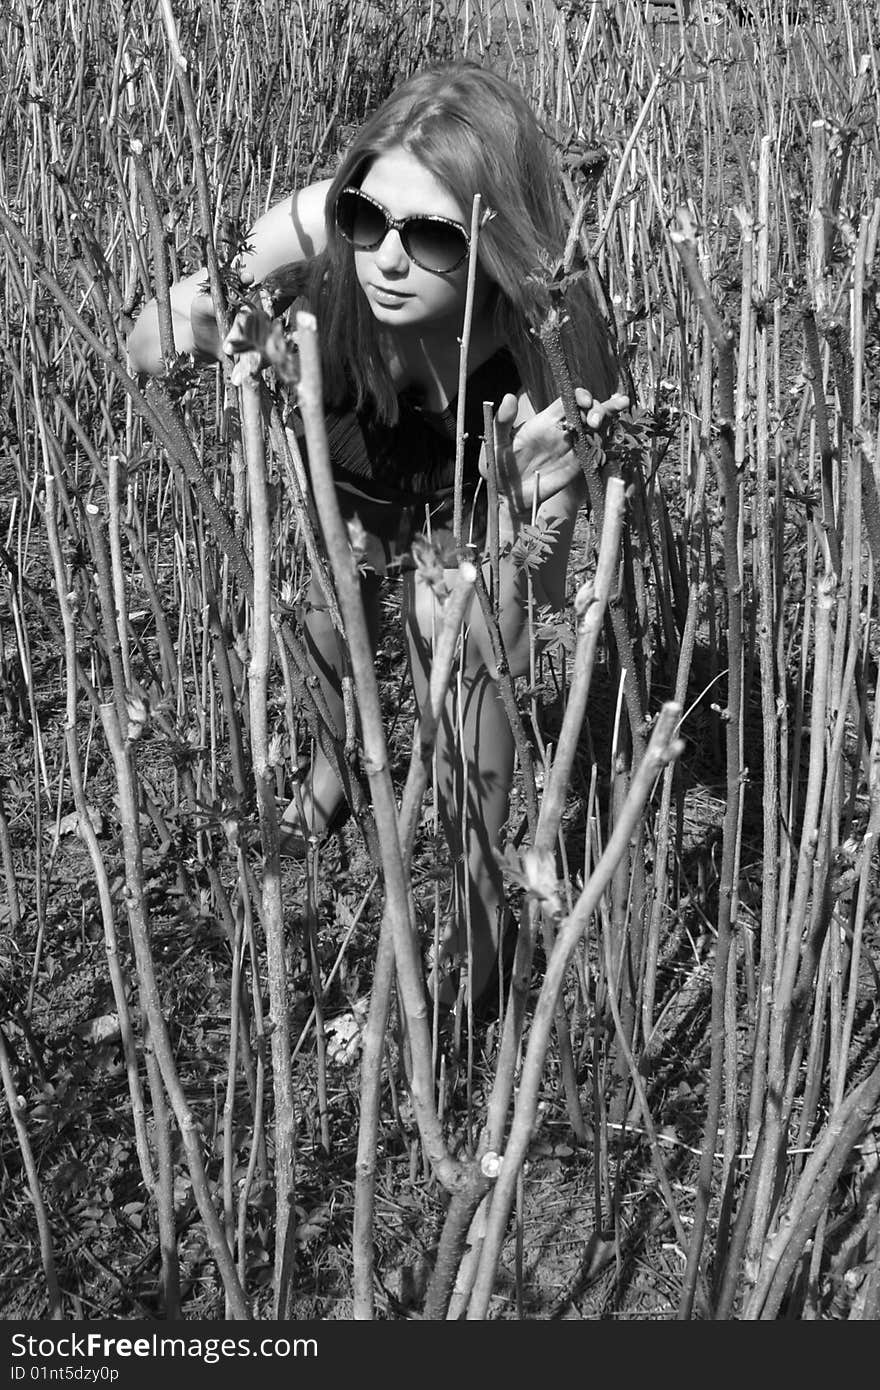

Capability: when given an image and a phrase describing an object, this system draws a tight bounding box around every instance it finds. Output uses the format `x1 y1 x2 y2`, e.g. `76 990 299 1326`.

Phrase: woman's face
349 147 478 335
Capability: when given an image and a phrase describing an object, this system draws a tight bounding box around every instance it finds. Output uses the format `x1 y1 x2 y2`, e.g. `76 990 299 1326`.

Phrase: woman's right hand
126 180 332 375
126 271 213 374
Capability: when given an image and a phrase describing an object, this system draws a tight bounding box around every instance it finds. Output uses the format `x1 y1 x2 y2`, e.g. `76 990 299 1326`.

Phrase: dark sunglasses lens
336 191 387 248
405 219 469 272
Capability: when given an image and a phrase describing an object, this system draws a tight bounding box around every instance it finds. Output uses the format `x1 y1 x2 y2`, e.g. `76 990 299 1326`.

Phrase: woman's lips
370 285 413 305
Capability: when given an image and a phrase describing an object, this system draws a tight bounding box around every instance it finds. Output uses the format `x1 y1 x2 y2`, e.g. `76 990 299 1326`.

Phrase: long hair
307 60 617 422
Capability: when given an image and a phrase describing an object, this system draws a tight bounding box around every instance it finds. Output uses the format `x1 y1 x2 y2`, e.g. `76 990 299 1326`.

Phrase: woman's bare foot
278 753 347 858
426 913 513 1012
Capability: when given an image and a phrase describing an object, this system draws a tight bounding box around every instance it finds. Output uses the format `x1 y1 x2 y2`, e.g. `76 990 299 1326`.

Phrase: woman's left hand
483 387 630 518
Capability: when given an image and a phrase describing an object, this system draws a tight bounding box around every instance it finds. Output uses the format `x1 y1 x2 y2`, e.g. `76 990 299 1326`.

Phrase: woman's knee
306 570 382 645
407 568 521 683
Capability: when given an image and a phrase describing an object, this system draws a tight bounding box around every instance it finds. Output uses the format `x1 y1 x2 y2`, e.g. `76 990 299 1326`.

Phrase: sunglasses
334 187 471 274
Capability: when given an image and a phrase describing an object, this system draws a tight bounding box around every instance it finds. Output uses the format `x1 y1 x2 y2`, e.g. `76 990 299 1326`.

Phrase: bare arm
477 386 630 669
126 179 332 375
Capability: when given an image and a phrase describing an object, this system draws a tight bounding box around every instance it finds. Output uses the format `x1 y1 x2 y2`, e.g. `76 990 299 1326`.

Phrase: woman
128 60 627 1011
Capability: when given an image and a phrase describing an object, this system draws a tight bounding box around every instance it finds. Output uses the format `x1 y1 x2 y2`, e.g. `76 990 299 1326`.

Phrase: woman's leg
406 572 515 1004
281 570 382 843
405 483 580 999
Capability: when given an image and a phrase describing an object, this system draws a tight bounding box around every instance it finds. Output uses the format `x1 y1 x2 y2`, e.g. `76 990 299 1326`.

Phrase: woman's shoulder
243 179 332 285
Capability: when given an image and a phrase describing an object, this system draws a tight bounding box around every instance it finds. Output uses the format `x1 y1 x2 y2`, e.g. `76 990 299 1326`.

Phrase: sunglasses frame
334 186 471 274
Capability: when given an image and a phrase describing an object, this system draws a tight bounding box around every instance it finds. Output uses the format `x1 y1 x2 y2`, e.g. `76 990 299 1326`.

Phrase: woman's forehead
359 148 466 224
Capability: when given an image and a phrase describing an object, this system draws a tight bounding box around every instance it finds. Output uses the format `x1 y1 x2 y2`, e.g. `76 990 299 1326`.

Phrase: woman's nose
374 228 409 273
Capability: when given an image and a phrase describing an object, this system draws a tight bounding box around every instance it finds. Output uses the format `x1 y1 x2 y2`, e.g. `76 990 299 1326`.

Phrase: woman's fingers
496 392 519 425
573 388 630 431
483 392 523 482
492 392 519 446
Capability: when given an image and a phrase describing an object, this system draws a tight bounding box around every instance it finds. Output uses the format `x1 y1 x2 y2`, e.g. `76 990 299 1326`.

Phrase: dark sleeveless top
267 264 520 565
320 349 519 557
